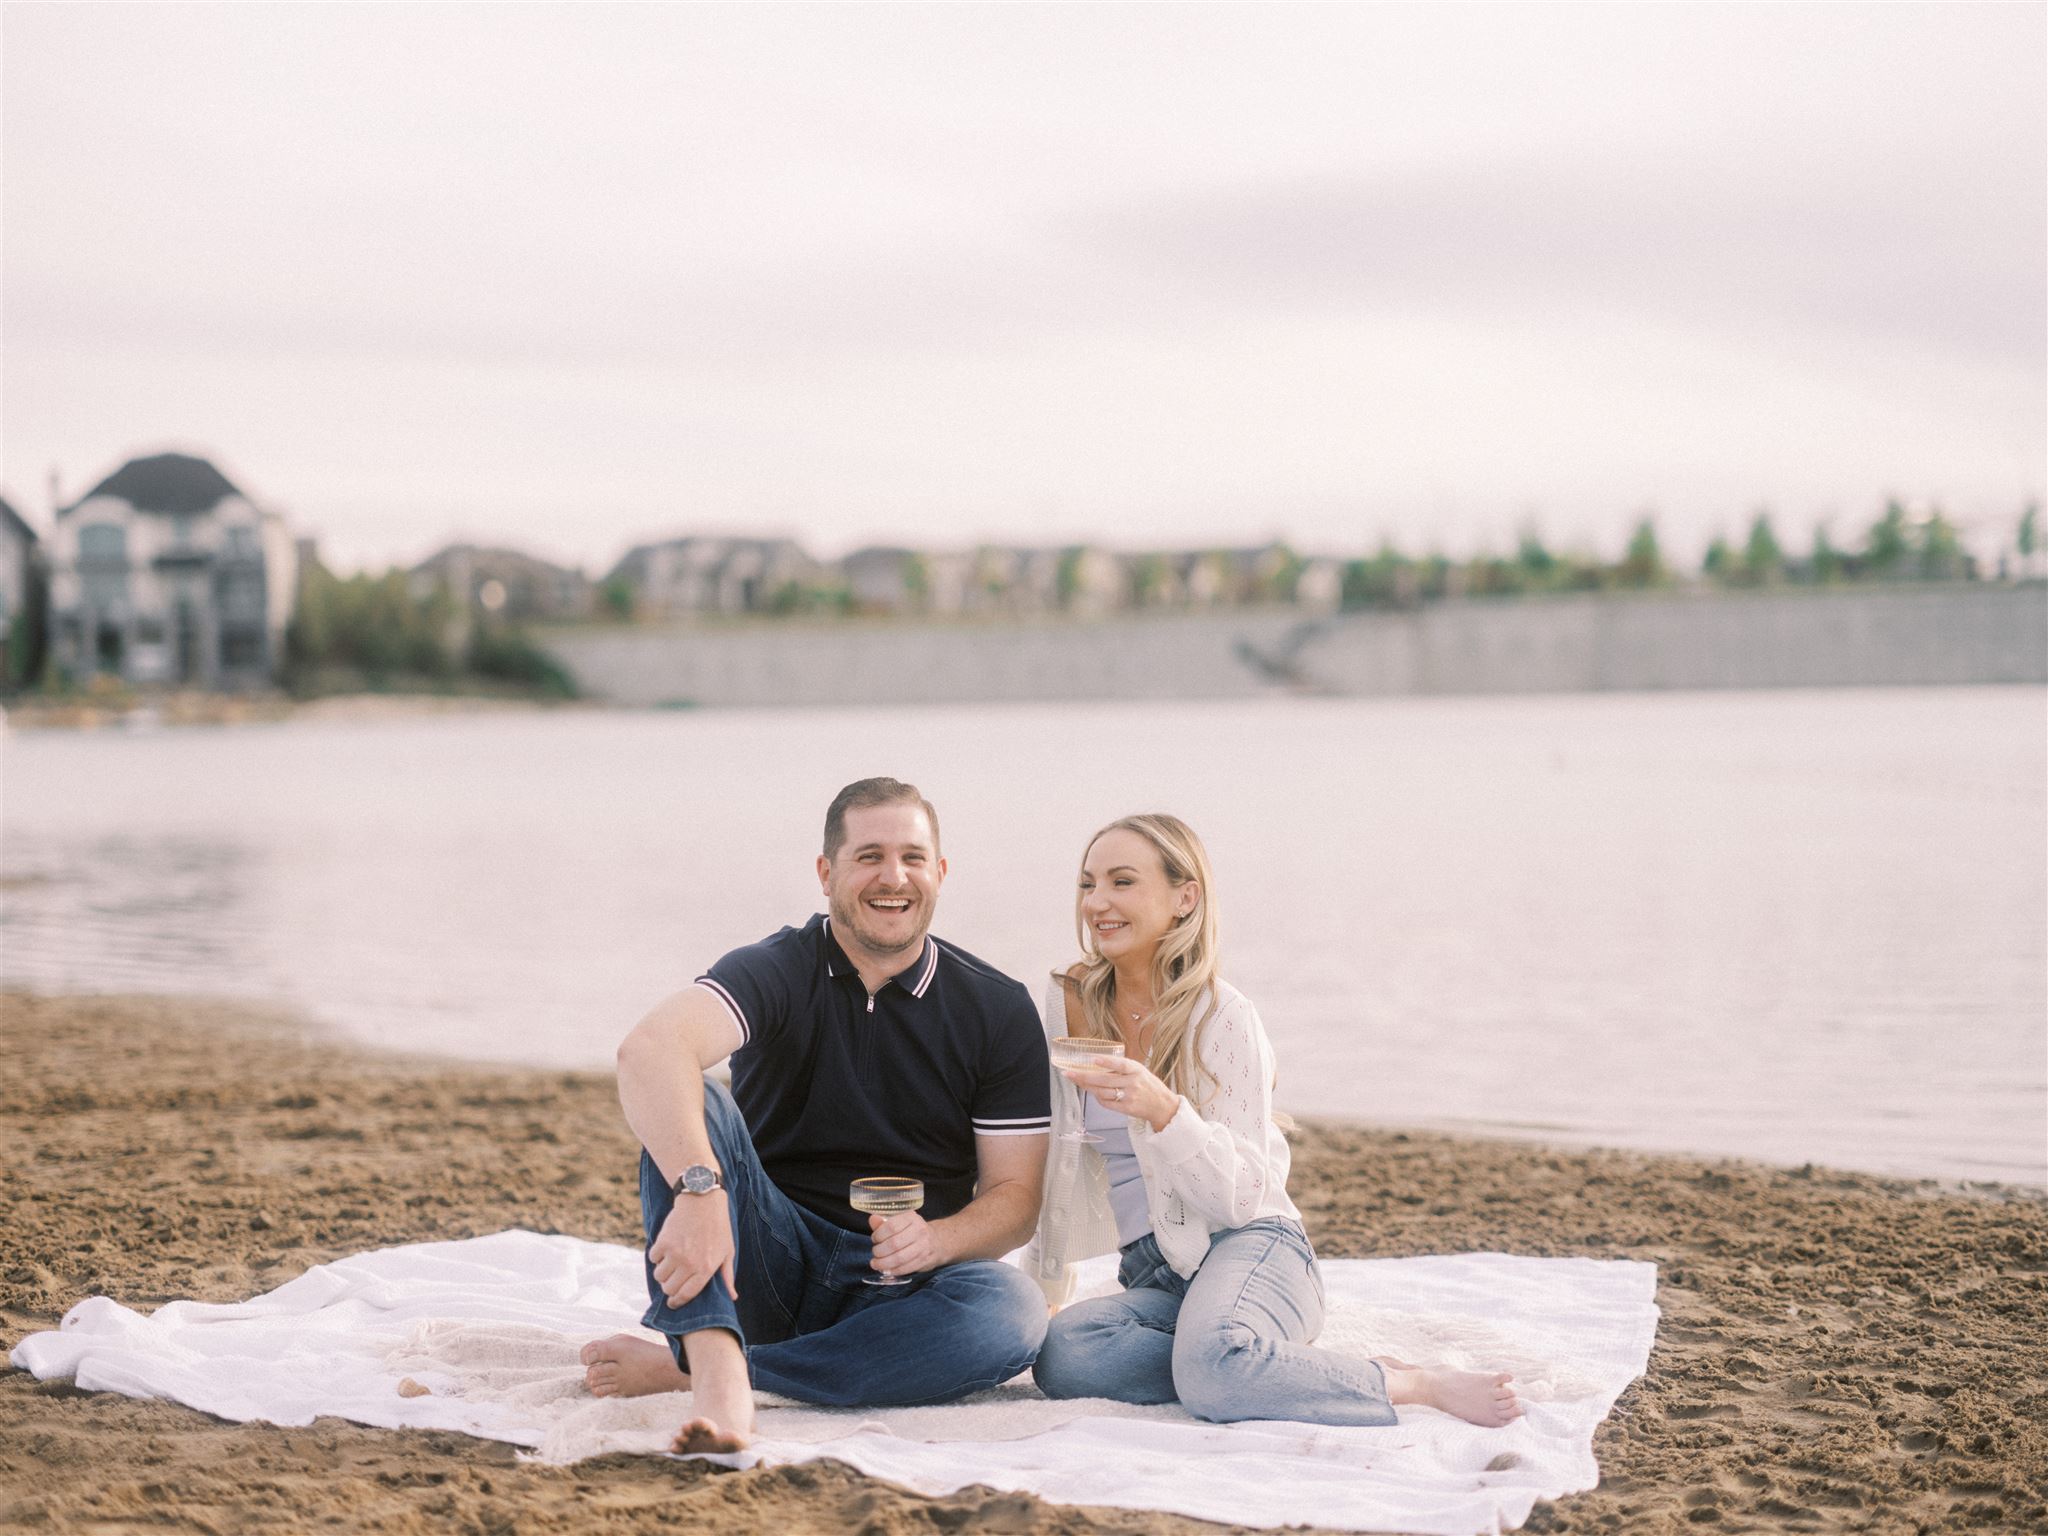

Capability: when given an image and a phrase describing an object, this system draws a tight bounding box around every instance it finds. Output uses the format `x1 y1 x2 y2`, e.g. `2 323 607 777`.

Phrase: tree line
1339 500 2038 609
285 557 575 697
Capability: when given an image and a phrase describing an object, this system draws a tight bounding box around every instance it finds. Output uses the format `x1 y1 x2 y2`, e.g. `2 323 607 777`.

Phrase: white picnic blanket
8 1230 1657 1534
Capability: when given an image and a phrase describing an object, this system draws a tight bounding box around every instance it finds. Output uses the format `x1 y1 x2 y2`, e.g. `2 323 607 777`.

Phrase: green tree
1265 545 1305 603
1128 552 1172 606
600 574 635 620
1054 547 1084 607
1866 499 1909 578
286 562 452 691
1342 541 1413 609
1616 517 1667 588
1419 552 1453 600
904 553 931 608
1701 535 1734 583
466 620 576 697
1462 551 1516 597
1916 510 1966 581
1515 527 1557 589
1559 551 1606 592
2019 502 2039 567
1743 512 1784 584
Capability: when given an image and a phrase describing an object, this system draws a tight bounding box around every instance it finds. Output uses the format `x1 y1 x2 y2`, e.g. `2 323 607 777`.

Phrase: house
606 537 819 617
1057 546 1128 617
987 547 1065 614
1177 550 1232 608
1293 557 1344 613
0 496 44 686
1122 551 1186 609
410 544 594 622
45 452 297 689
841 546 922 614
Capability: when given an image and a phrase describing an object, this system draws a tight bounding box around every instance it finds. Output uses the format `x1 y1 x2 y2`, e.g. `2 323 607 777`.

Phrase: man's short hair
823 777 941 861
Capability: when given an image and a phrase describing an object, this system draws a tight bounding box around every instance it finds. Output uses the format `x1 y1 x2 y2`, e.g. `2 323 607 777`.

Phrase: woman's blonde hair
1061 813 1222 1105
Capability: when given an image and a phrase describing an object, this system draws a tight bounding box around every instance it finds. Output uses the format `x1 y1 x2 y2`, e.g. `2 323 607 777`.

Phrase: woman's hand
1060 1055 1179 1134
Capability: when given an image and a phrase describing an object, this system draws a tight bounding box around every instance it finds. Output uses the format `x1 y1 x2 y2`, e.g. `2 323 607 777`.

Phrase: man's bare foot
672 1417 750 1454
1382 1363 1523 1428
581 1334 690 1398
669 1327 755 1453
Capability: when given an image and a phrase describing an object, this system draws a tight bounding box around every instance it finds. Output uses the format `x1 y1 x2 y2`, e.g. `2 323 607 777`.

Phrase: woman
1027 813 1523 1428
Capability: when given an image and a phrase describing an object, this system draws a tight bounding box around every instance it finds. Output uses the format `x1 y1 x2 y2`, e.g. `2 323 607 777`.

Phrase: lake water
3 689 2042 1187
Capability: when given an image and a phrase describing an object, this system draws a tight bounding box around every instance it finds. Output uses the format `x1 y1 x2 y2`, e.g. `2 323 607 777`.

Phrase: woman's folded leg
1033 1285 1182 1404
1169 1220 1398 1427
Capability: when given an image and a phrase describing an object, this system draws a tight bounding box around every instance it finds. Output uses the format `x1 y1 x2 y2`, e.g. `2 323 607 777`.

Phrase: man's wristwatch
671 1164 725 1198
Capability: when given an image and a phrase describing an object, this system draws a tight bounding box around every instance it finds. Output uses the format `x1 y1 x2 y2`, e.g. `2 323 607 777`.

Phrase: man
579 777 1051 1451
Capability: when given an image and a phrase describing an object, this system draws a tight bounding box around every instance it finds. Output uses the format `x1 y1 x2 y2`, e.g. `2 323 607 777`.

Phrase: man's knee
1172 1320 1257 1422
936 1261 1048 1374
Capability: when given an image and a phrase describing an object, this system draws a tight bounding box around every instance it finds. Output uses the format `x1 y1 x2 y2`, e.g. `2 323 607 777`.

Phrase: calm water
2 690 2042 1186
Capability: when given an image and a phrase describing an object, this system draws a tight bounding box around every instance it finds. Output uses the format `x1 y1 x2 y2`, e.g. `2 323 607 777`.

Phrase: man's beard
829 888 930 960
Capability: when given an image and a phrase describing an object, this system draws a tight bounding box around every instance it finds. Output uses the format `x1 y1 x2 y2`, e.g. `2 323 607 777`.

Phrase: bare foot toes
1426 1369 1522 1428
580 1333 690 1398
673 1416 751 1454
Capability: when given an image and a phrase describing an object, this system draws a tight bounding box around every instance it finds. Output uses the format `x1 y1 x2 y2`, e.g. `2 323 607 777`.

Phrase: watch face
681 1165 718 1194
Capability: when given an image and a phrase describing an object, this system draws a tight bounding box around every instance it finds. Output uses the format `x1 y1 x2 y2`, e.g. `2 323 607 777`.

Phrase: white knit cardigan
1021 970 1301 1306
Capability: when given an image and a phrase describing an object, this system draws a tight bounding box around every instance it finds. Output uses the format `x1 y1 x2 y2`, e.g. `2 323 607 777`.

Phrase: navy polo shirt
695 914 1051 1233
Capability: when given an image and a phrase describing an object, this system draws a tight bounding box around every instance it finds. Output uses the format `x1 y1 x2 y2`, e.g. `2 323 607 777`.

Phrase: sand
2 992 2043 1535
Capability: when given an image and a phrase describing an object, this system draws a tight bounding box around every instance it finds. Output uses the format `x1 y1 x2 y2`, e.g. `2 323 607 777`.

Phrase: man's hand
650 1189 738 1307
869 1209 947 1278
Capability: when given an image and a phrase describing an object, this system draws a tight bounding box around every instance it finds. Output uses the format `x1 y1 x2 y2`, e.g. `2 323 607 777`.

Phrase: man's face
818 801 947 966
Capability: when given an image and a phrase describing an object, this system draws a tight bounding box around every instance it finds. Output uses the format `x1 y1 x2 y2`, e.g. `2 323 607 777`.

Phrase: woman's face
1079 828 1196 968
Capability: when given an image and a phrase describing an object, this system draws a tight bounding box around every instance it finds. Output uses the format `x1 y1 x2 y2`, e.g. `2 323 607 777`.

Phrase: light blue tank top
1084 1093 1154 1246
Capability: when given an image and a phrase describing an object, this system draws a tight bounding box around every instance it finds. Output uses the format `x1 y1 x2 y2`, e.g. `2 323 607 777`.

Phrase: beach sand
2 993 2043 1535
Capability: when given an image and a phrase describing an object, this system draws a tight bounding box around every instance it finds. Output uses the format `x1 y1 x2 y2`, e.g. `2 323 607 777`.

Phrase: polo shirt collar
820 915 940 999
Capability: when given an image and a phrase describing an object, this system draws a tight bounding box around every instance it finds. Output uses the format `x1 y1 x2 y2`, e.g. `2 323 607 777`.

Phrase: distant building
606 536 819 617
980 547 1061 613
410 544 594 622
1178 550 1231 608
1294 557 1344 613
1058 546 1128 617
46 452 297 689
1122 551 1186 609
841 546 922 614
0 496 44 686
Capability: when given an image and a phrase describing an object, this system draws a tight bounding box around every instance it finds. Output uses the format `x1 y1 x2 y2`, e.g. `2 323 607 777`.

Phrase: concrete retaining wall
535 584 2047 708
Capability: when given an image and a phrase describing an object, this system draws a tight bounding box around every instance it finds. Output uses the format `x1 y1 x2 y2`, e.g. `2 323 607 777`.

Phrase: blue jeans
637 1078 1046 1408
1032 1218 1396 1425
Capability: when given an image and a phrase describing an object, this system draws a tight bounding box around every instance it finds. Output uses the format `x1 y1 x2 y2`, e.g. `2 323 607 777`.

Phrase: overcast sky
3 3 2041 573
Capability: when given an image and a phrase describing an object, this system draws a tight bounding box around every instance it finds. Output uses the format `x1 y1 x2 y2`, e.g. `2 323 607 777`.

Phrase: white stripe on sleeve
973 1116 1052 1136
692 976 750 1048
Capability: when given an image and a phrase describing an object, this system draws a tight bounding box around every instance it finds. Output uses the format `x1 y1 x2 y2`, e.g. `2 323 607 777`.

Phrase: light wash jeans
636 1078 1047 1408
1032 1217 1396 1425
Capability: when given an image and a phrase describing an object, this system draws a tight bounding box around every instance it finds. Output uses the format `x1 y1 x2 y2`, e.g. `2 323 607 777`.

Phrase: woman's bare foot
581 1334 690 1398
1381 1363 1523 1428
670 1328 754 1454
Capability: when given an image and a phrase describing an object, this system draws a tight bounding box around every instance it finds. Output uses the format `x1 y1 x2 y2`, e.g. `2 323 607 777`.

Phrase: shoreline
3 991 2045 1534
0 689 583 732
5 677 2043 739
5 980 2034 1200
